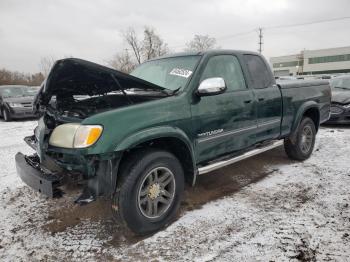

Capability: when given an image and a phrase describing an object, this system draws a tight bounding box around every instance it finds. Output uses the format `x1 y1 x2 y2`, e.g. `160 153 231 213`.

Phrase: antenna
258 27 263 53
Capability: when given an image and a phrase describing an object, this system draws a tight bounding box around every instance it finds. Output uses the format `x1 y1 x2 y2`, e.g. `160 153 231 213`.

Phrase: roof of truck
149 49 261 61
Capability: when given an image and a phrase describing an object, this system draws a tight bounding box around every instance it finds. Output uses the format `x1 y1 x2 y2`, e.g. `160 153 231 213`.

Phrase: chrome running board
198 140 283 175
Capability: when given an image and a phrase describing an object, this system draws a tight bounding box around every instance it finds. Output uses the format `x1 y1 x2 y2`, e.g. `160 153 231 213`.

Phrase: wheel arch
303 107 320 132
115 127 196 186
292 101 320 134
289 102 320 144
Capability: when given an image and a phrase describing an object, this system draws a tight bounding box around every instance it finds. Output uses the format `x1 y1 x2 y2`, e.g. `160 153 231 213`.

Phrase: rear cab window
243 55 272 89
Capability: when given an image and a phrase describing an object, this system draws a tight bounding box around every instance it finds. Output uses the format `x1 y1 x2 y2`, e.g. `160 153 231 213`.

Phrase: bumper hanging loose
15 153 65 198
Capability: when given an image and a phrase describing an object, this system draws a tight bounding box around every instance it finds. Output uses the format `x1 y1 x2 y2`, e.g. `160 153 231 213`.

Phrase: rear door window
244 55 272 89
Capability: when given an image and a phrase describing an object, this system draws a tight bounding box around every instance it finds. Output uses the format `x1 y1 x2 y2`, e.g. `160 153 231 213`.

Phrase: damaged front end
17 127 122 203
15 58 167 203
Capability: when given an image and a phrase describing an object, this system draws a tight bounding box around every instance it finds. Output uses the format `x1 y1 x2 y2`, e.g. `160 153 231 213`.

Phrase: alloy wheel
300 125 313 154
137 167 176 219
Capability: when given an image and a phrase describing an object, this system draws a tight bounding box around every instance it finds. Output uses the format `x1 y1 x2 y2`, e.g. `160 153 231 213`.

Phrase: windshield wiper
110 74 133 105
132 87 173 96
171 86 181 95
160 86 181 96
155 88 180 96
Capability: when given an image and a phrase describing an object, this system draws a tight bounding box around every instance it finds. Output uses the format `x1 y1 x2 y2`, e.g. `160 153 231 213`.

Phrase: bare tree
124 28 142 64
108 50 136 73
142 27 168 60
116 26 169 69
39 56 56 77
0 69 29 85
30 72 45 86
0 68 44 86
185 35 217 52
0 69 12 85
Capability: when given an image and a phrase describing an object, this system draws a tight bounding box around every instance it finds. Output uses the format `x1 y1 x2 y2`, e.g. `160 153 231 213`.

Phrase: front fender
115 126 193 152
291 101 319 135
115 126 197 185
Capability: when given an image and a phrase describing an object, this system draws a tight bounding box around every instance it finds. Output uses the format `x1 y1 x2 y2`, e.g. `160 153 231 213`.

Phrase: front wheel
113 149 184 235
284 117 316 161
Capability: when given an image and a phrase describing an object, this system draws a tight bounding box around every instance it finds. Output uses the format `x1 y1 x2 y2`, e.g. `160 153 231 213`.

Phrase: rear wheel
2 108 11 122
284 117 316 161
113 149 184 235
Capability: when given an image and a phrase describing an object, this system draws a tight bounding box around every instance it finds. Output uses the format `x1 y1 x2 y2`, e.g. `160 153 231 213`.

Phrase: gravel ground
0 120 349 261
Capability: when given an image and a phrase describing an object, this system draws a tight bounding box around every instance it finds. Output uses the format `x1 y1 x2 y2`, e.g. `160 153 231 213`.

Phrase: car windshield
330 77 350 90
130 55 201 91
25 87 39 96
0 86 33 98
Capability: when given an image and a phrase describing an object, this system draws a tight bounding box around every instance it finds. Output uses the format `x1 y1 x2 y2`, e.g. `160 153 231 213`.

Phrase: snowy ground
0 120 349 261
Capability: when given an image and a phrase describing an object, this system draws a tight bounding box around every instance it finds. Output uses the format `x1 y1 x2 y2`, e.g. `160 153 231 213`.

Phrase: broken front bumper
15 153 65 198
15 151 120 203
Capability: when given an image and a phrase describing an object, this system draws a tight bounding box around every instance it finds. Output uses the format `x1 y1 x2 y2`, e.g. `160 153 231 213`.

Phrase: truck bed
278 79 331 137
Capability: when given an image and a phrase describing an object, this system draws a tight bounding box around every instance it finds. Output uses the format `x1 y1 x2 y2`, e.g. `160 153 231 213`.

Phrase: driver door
191 55 257 163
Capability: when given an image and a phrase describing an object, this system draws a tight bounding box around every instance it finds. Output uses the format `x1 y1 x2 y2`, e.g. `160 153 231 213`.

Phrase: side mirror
196 77 227 96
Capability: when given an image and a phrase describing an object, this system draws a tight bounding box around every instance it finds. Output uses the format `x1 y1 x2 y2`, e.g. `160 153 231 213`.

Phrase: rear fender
290 101 319 142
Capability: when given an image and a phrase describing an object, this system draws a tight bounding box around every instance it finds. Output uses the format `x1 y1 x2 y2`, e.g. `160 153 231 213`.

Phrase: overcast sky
1 0 350 73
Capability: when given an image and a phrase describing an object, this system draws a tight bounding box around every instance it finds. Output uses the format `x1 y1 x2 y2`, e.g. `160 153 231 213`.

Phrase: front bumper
15 153 65 197
326 105 350 124
15 151 118 203
326 118 350 124
8 107 37 119
326 113 350 124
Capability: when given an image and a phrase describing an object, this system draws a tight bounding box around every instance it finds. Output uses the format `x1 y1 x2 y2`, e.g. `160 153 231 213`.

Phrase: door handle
258 98 265 102
244 100 252 104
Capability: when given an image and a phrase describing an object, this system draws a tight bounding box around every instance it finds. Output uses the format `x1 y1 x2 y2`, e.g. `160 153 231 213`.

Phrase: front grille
21 102 33 108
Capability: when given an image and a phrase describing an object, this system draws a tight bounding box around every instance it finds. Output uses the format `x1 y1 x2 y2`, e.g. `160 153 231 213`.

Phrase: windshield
25 87 39 96
130 56 201 91
330 77 350 90
0 86 34 98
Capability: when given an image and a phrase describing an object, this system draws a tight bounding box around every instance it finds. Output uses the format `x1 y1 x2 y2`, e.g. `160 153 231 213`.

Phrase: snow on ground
0 120 349 261
0 120 37 191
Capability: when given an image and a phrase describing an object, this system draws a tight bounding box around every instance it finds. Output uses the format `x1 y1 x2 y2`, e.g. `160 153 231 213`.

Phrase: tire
284 117 316 161
113 149 184 235
2 108 11 122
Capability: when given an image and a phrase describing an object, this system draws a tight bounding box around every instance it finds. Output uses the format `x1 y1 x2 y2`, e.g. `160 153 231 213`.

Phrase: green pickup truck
16 50 331 234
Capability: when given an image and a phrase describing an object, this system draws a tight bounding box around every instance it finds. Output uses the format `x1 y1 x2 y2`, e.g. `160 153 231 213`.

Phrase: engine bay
51 93 161 119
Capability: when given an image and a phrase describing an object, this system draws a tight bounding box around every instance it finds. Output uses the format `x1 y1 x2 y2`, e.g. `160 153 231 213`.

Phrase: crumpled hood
332 89 350 104
34 58 164 110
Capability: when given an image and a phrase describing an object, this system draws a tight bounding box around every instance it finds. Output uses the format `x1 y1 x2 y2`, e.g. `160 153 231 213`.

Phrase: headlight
330 106 344 115
8 102 23 108
73 125 103 148
49 123 103 148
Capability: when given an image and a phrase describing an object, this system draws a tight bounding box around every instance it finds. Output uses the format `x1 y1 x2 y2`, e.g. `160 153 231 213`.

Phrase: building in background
270 46 350 76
